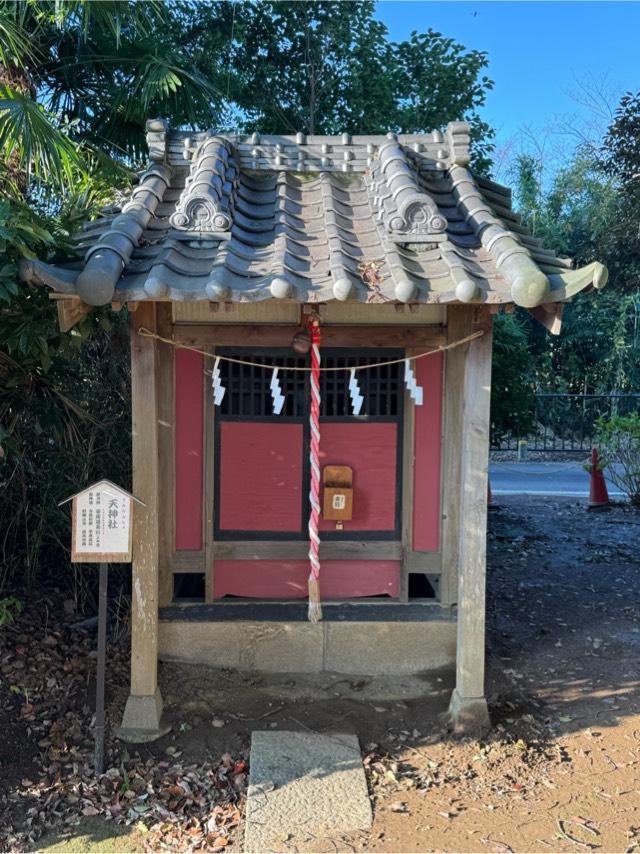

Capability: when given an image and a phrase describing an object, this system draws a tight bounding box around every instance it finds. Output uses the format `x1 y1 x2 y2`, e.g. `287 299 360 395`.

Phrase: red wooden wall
412 351 443 551
214 560 401 599
318 422 397 532
175 349 204 550
218 422 304 532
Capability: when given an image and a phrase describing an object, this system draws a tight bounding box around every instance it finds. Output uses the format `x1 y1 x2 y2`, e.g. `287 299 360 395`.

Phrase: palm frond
0 85 84 191
0 2 38 72
52 0 167 47
118 53 228 126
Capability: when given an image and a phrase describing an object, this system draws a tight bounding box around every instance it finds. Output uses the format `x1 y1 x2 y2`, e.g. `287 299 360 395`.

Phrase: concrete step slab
244 731 372 853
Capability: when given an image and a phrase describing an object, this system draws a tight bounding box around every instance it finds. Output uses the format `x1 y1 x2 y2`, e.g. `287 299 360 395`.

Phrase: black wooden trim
160 601 455 623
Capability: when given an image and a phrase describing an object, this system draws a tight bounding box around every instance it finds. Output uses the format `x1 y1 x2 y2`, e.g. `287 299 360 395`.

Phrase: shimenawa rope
136 327 485 371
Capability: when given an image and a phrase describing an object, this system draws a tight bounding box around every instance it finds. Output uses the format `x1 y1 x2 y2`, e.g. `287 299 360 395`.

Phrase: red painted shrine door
213 349 403 599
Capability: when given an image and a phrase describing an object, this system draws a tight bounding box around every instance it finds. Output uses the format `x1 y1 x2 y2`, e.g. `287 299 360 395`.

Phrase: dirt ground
2 495 640 852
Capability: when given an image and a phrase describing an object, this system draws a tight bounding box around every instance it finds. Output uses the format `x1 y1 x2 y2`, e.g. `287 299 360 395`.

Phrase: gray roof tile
19 122 607 309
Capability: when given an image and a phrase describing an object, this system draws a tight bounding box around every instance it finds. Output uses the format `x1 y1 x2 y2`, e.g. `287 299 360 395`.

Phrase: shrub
595 413 640 506
0 597 22 627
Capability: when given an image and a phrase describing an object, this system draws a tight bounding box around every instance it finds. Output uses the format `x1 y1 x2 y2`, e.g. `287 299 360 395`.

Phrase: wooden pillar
448 310 493 734
119 302 169 740
440 306 473 606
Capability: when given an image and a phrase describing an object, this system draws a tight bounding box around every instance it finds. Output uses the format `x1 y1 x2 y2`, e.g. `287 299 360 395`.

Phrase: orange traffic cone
487 480 499 510
588 448 610 511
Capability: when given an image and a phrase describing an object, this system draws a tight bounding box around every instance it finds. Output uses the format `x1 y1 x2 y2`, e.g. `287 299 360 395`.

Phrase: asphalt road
489 460 625 498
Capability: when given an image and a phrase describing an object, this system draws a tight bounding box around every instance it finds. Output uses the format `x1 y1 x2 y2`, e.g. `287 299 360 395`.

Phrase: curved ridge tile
18 259 79 293
373 138 448 243
76 163 172 305
449 164 551 308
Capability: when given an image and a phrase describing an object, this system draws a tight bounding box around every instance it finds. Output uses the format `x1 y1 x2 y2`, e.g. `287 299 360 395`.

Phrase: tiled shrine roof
20 120 607 309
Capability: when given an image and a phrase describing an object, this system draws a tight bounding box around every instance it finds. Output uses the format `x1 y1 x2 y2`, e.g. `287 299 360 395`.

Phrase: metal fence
492 393 640 453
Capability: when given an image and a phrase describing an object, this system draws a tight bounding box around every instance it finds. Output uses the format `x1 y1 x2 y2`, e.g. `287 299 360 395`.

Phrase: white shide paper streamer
270 367 286 414
404 359 423 406
211 356 226 406
348 368 364 415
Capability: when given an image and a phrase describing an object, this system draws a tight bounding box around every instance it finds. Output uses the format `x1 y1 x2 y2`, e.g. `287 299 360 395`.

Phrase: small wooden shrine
20 120 607 739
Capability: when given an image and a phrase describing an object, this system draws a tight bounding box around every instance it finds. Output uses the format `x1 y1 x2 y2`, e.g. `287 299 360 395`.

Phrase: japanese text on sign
74 486 131 557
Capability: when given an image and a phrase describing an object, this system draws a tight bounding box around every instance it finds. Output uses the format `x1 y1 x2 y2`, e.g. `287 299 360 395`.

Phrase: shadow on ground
36 818 145 853
486 495 640 739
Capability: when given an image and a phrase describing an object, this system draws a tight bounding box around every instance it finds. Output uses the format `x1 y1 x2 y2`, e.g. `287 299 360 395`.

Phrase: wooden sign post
60 480 143 776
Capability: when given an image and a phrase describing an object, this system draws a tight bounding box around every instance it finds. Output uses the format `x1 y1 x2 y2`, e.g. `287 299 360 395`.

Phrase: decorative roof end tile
377 138 448 242
169 135 236 234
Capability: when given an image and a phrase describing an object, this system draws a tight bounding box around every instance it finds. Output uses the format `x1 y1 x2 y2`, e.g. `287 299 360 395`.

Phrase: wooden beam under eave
51 296 93 332
172 324 446 349
529 303 564 335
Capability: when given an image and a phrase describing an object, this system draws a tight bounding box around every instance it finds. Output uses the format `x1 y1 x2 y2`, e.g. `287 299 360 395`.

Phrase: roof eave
524 260 609 335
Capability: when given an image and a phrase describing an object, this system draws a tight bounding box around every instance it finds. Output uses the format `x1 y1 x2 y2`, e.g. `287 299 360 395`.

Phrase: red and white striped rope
307 316 322 623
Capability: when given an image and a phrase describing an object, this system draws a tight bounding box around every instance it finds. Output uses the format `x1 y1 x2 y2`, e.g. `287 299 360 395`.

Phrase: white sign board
68 481 135 563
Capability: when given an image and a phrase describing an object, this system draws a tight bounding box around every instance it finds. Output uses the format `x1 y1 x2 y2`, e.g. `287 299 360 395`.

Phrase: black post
95 562 107 776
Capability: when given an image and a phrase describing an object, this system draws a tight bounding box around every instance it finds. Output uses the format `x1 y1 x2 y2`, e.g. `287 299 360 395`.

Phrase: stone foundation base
116 687 171 743
447 688 491 736
159 615 456 675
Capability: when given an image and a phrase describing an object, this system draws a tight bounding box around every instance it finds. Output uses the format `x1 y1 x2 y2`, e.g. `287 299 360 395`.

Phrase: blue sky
376 1 639 147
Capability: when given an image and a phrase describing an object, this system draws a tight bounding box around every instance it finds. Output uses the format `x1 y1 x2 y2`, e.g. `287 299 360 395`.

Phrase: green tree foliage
230 1 397 135
512 154 543 233
0 191 132 590
491 91 640 448
490 155 542 441
490 312 535 446
530 135 640 395
230 1 494 169
391 29 494 172
0 0 233 161
601 91 640 186
0 0 231 591
517 151 639 395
